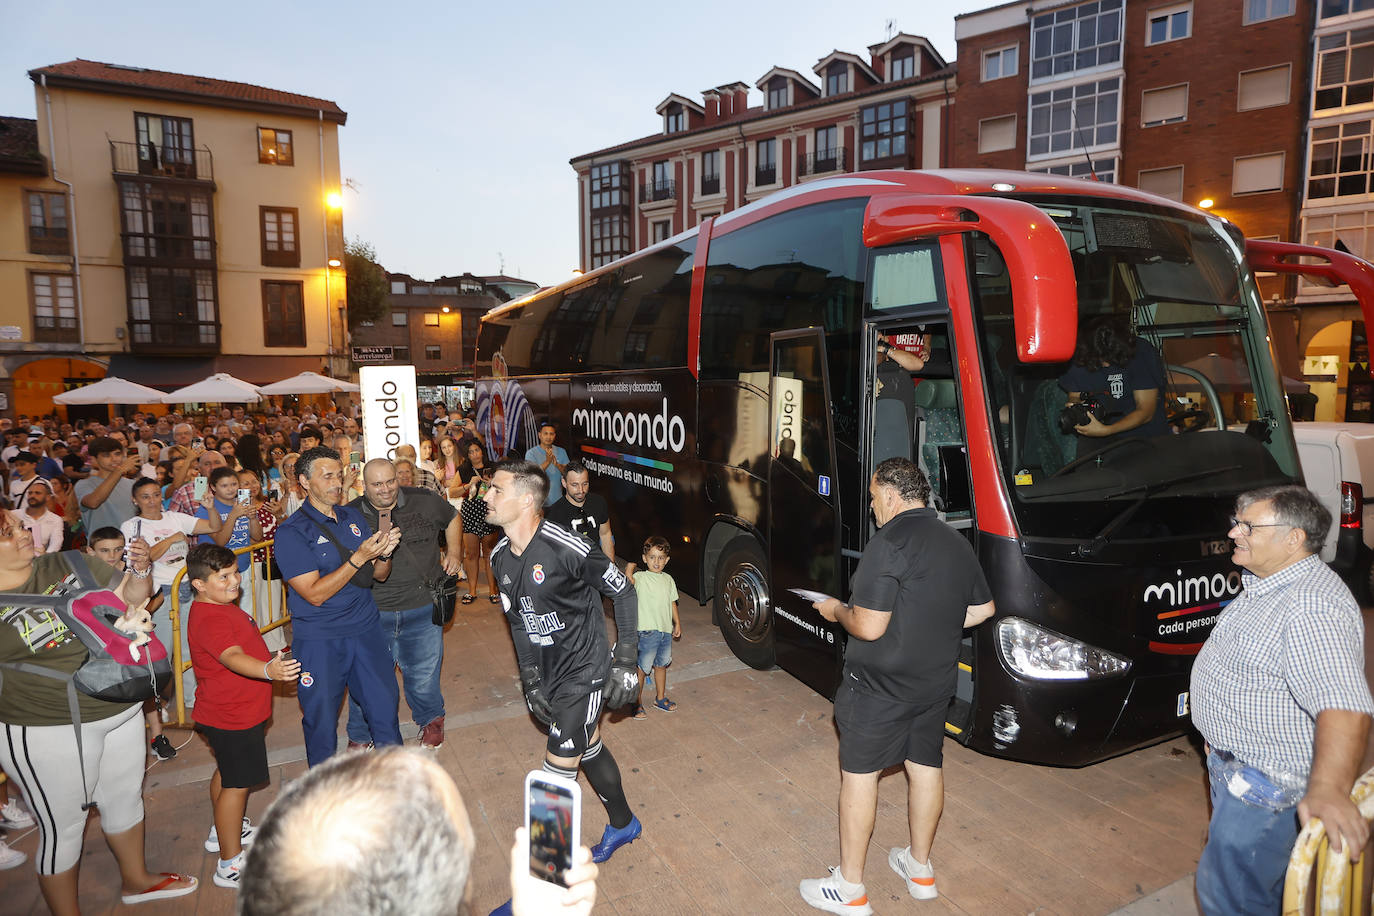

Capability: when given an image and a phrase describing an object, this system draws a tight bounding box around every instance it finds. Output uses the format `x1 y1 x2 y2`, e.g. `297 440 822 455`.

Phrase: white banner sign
360 365 420 462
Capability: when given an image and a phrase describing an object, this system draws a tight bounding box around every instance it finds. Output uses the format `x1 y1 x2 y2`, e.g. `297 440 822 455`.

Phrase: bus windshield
969 197 1301 540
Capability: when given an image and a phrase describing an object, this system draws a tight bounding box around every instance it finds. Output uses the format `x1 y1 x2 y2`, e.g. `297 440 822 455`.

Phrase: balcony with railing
110 140 214 183
799 148 848 177
755 165 777 186
639 179 677 204
700 174 721 196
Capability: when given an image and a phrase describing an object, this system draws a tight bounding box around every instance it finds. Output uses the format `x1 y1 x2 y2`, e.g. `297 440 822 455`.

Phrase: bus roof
485 168 1210 320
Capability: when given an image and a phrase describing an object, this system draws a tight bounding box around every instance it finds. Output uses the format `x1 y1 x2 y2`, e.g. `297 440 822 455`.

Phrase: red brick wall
1121 0 1309 244
952 22 1029 169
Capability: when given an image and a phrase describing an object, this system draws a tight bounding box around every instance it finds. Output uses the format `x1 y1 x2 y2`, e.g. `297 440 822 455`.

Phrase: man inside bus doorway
1057 316 1168 456
1191 485 1374 915
802 458 994 914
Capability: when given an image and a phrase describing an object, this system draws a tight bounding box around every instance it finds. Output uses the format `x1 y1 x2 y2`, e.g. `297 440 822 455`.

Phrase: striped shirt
1191 554 1374 790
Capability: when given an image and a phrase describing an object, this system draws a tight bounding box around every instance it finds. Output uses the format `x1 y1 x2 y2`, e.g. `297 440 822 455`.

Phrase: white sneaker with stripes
799 867 873 915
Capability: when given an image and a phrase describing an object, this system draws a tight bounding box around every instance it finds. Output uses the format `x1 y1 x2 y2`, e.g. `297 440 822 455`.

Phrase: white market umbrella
161 373 263 404
257 371 360 395
53 376 167 405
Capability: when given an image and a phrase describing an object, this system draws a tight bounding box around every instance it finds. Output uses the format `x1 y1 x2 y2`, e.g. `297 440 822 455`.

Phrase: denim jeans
346 604 444 742
1196 749 1303 916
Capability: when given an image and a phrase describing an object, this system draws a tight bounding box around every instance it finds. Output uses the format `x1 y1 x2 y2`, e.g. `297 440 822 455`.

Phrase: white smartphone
524 769 580 887
193 476 208 501
236 488 251 506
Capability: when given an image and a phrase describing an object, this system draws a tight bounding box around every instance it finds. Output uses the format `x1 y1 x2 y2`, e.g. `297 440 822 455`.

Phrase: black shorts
197 722 270 789
545 688 603 760
834 681 947 773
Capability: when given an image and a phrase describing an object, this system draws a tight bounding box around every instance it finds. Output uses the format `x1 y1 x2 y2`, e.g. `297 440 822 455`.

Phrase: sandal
632 704 647 719
652 698 678 712
461 594 476 605
489 594 501 604
121 873 198 904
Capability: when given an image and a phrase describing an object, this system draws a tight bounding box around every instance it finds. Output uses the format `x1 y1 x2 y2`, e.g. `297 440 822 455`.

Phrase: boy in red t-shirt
186 543 300 889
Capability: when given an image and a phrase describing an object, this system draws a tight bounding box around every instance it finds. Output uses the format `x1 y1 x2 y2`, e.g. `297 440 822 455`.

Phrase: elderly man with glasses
1191 485 1374 915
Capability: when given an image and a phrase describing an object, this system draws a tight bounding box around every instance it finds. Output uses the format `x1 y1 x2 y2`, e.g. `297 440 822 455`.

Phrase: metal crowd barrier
164 539 291 728
1283 766 1374 914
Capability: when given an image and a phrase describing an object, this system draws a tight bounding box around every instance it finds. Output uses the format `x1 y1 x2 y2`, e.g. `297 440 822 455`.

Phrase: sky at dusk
5 0 993 288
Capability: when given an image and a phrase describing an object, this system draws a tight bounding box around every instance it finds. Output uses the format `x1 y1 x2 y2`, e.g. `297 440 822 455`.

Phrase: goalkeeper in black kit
485 458 642 864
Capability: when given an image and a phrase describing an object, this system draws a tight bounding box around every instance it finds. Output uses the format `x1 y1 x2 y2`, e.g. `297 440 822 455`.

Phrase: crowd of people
0 400 683 915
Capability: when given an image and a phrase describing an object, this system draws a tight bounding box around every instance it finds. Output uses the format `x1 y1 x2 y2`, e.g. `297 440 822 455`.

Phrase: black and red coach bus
473 169 1374 766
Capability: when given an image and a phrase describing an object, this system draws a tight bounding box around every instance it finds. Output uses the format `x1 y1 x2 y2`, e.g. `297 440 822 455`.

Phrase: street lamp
325 191 344 210
328 258 342 268
441 305 451 314
1198 198 1215 209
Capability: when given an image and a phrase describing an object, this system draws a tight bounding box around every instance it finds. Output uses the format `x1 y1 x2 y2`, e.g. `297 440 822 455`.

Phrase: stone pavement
0 584 1214 915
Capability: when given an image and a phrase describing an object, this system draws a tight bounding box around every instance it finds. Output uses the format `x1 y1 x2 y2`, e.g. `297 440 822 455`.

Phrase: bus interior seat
912 379 968 515
873 396 913 465
1021 379 1076 476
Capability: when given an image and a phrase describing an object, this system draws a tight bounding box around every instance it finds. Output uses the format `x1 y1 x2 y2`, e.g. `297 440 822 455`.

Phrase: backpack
0 550 172 808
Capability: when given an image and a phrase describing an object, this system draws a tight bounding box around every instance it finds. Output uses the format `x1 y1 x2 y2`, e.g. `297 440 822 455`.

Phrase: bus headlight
996 617 1131 681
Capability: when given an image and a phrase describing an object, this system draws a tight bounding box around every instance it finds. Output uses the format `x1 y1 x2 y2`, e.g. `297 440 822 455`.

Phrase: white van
1293 422 1374 599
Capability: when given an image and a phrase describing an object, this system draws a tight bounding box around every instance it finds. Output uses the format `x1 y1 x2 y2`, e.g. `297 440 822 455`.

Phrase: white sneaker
889 846 937 900
213 853 243 889
799 867 873 915
205 817 256 853
0 839 25 870
0 799 33 829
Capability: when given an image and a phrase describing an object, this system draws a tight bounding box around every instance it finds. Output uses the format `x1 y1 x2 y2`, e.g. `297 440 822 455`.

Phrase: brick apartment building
569 32 956 270
953 0 1309 312
349 271 534 390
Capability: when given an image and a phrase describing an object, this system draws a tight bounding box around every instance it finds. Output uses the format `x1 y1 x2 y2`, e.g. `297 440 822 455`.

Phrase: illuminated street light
327 258 342 268
326 191 344 209
441 305 451 313
1198 198 1215 209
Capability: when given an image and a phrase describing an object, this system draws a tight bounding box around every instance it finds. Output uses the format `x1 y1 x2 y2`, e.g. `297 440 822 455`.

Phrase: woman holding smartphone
457 441 499 604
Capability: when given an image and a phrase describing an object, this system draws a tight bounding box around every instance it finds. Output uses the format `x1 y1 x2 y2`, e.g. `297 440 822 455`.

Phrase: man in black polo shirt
347 458 463 749
543 460 614 558
800 457 994 915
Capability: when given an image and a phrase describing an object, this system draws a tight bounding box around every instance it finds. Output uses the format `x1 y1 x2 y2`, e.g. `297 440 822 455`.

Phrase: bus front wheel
714 537 776 670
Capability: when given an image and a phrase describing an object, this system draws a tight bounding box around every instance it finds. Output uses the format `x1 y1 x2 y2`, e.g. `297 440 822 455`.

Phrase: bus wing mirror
1245 239 1374 329
863 195 1077 363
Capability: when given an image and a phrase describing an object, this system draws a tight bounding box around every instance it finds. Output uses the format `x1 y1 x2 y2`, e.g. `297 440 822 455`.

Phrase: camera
1058 397 1116 434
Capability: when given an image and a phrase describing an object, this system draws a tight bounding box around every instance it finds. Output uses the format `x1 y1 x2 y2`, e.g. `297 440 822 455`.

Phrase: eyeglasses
1228 516 1288 537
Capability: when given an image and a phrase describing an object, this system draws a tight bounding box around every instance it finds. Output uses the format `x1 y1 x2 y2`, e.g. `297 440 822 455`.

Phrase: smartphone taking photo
525 770 580 887
193 476 208 501
236 488 251 506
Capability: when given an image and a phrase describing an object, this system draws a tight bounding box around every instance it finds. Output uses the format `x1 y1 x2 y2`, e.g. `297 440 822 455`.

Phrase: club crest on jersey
532 564 545 585
349 523 362 538
300 673 314 688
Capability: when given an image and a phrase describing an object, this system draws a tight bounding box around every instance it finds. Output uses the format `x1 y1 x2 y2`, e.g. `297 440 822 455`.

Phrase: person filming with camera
1058 316 1169 455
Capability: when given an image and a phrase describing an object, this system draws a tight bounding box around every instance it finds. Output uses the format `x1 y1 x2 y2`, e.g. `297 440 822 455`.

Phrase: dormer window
890 50 915 81
665 106 685 133
826 63 848 96
767 77 788 109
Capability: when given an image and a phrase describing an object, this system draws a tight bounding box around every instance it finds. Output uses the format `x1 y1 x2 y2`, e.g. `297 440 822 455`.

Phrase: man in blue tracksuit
274 446 404 765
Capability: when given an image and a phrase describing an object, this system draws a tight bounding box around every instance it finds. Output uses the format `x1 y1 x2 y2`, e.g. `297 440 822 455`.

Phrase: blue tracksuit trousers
294 624 401 766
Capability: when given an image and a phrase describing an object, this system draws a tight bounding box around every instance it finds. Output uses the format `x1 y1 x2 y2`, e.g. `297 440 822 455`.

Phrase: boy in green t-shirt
624 536 681 717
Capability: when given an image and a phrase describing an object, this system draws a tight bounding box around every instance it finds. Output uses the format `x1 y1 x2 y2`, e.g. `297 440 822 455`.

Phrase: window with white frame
1029 78 1120 156
1244 0 1294 23
983 45 1018 81
1030 0 1123 80
1303 210 1374 292
652 220 671 243
31 272 77 341
1308 120 1373 199
826 65 848 96
390 280 407 295
1321 0 1374 20
756 138 777 184
591 214 630 267
665 109 684 133
979 115 1017 153
767 78 788 109
590 161 628 209
1315 28 1374 111
890 51 915 81
1146 4 1191 45
1034 158 1117 183
1238 64 1291 111
1138 165 1184 200
392 310 408 326
1233 152 1284 194
1141 84 1188 126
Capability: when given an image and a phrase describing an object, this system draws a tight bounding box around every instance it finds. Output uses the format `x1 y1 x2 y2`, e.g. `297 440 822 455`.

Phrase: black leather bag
429 572 461 626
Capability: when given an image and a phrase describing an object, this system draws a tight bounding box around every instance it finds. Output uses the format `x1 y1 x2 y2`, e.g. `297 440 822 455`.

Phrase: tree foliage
344 238 390 329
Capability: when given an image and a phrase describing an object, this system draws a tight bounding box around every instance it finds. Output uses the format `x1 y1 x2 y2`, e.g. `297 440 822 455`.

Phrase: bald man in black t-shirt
800 458 994 915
